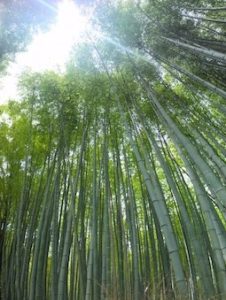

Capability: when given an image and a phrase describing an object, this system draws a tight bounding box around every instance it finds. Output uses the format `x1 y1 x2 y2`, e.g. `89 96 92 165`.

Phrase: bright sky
0 0 90 104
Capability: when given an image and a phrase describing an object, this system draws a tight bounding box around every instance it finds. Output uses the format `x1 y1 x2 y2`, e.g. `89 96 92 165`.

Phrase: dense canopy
0 0 226 299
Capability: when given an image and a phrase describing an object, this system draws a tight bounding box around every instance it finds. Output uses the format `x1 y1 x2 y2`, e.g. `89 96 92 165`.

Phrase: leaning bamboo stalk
57 124 88 300
162 37 226 62
118 100 188 295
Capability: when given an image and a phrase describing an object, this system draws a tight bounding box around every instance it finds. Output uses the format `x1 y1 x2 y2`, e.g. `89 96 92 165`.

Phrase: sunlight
19 0 89 71
0 0 91 103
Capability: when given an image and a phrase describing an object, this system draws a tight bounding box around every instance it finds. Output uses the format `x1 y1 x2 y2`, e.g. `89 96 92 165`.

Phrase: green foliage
1 0 226 299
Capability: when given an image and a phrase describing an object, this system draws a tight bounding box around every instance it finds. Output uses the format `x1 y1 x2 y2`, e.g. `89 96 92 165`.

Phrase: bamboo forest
1 0 226 299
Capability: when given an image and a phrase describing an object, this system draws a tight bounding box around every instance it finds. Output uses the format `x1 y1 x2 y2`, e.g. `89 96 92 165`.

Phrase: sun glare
0 0 91 103
21 0 89 72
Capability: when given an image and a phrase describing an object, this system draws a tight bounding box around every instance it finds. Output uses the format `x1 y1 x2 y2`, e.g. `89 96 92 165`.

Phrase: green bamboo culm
1 0 226 299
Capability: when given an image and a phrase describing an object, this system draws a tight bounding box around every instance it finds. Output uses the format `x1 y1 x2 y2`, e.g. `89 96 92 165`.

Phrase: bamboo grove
1 0 226 299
